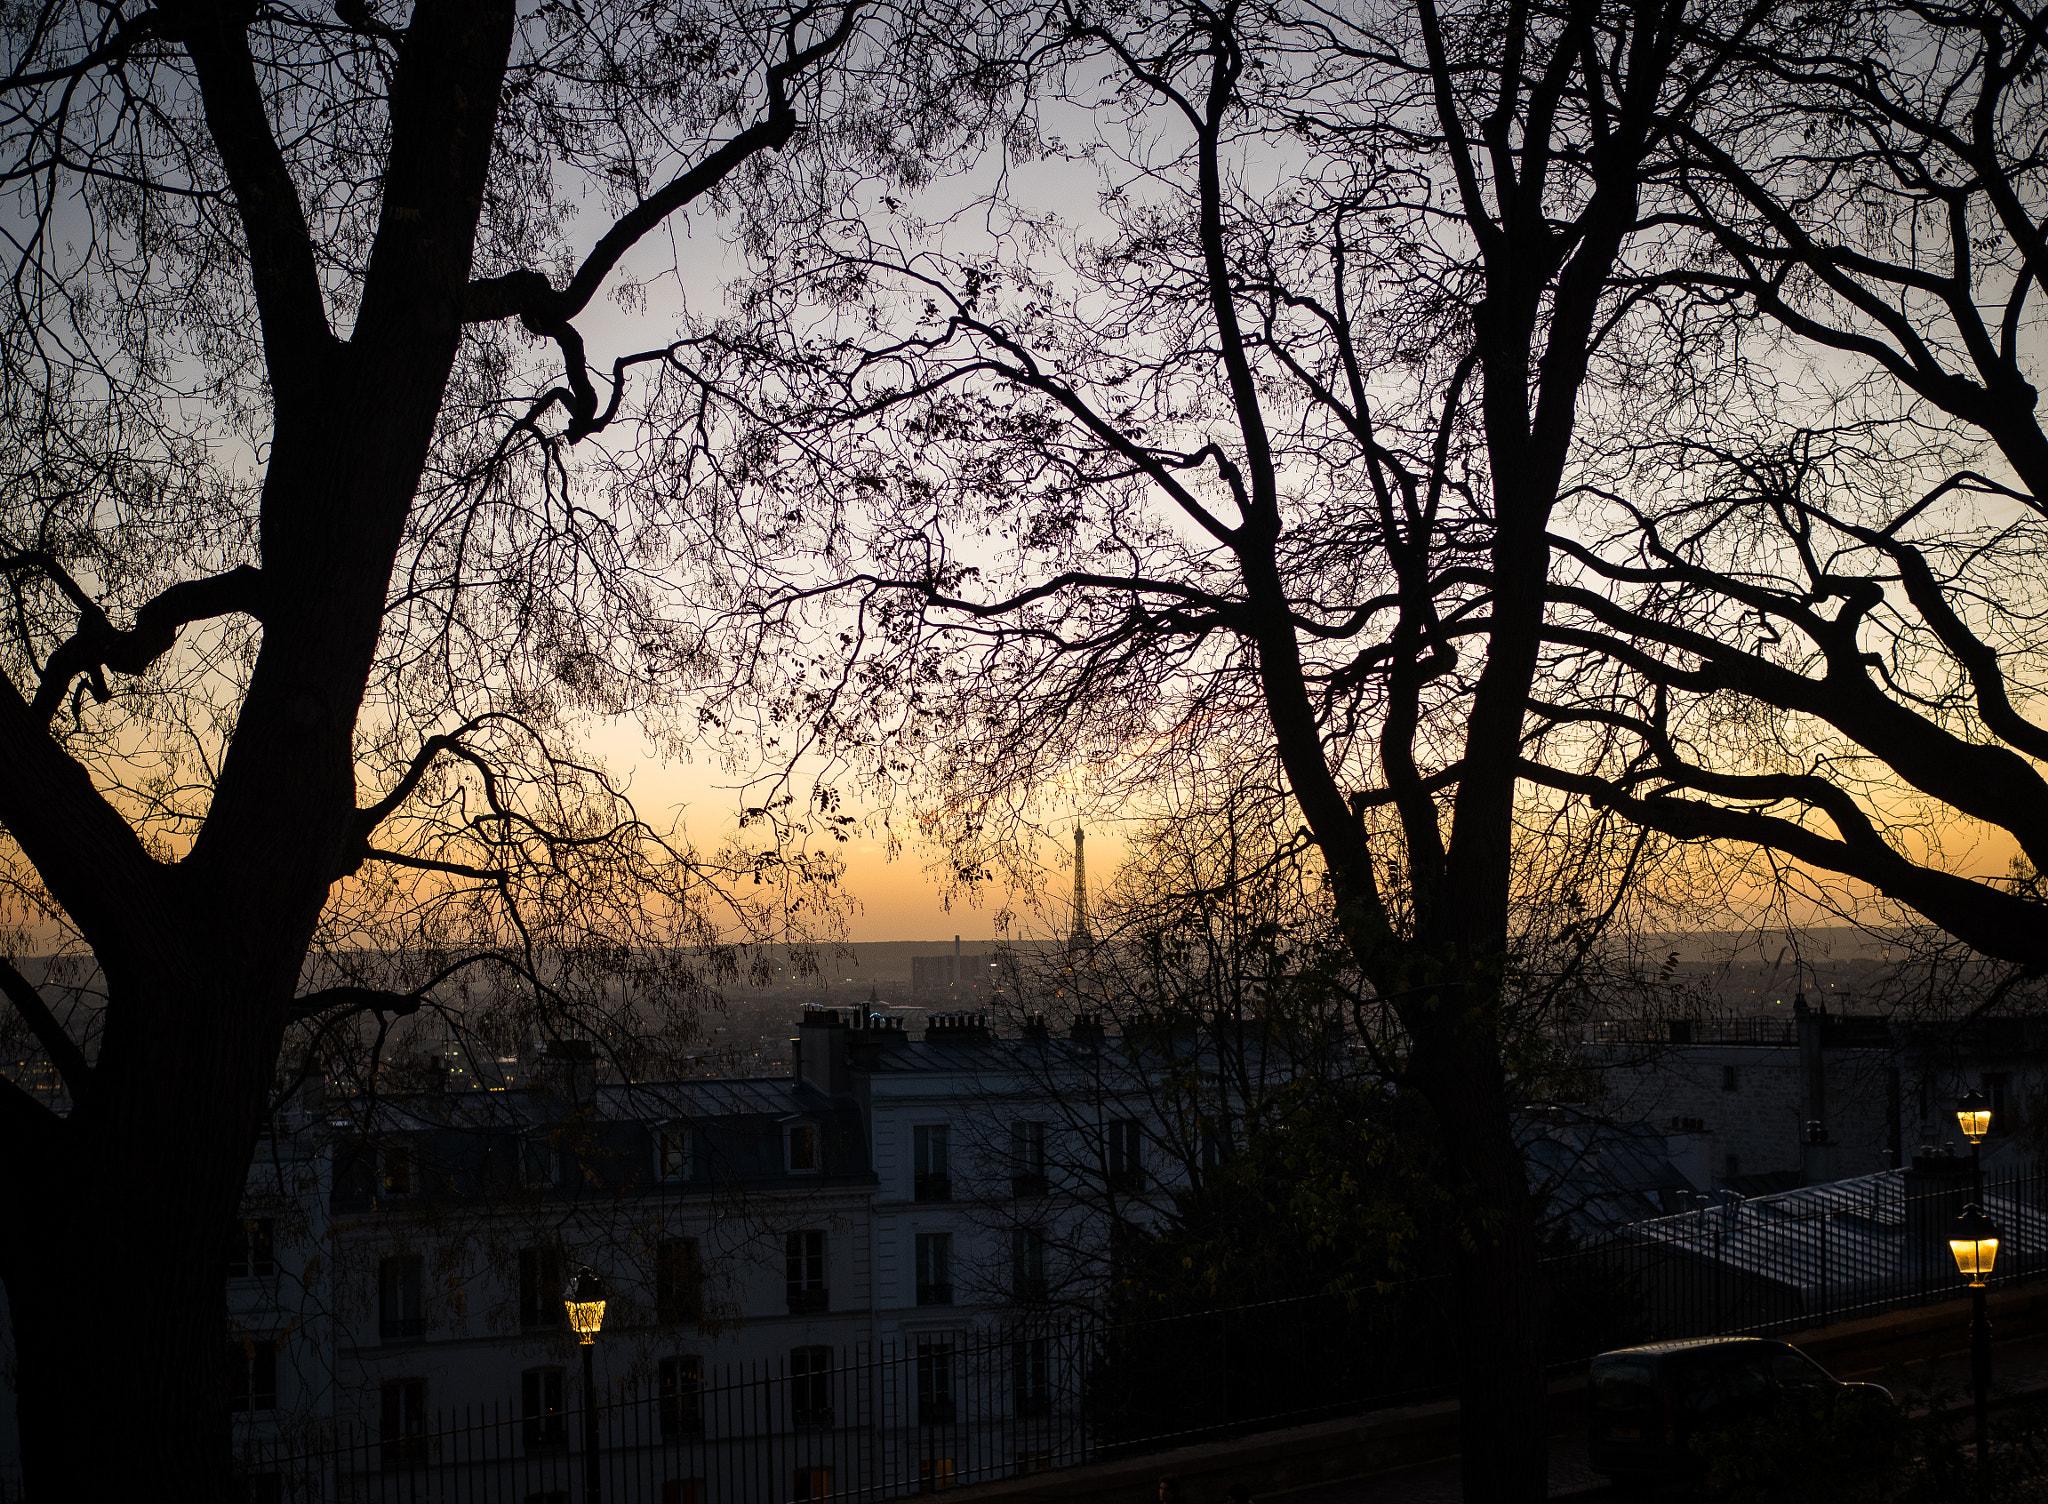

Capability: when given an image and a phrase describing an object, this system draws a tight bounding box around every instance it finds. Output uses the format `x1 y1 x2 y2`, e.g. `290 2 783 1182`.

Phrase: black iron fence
190 1167 2048 1504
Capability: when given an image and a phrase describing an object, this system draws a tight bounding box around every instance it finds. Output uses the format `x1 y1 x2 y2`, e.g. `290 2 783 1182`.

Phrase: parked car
1587 1336 1893 1479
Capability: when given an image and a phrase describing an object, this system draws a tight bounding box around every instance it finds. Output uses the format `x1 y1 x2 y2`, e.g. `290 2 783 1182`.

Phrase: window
1011 1227 1047 1303
227 1219 276 1280
790 1345 834 1426
655 1237 704 1325
521 1135 557 1188
518 1247 564 1329
1010 1121 1048 1196
1106 1120 1143 1192
379 1255 423 1341
919 1459 956 1494
786 1231 828 1314
1722 1065 1739 1092
658 1356 703 1438
913 1125 951 1201
1723 1153 1741 1179
521 1368 566 1450
792 1468 832 1502
915 1233 953 1306
226 1337 279 1412
661 1483 704 1504
788 1123 821 1173
917 1340 955 1426
379 1378 427 1468
658 1125 692 1181
382 1144 413 1198
1013 1337 1050 1417
244 1474 284 1504
1015 1452 1052 1476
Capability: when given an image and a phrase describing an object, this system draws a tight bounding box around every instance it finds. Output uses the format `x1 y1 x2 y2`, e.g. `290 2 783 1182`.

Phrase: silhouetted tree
0 0 1020 1494
682 1 1755 1493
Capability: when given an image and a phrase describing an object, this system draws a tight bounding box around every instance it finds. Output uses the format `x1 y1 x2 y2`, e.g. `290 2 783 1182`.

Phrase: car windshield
1591 1360 1658 1417
1767 1348 1833 1390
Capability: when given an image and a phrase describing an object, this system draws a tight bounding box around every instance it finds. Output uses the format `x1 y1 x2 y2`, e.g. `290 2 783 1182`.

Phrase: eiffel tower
1066 823 1095 956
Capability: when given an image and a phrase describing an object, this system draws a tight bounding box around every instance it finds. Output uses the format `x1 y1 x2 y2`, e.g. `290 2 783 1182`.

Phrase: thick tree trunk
8 970 279 1504
1411 1019 1549 1504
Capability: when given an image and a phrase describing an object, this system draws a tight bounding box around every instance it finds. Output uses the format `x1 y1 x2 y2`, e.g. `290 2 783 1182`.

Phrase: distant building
1587 994 2045 1193
908 938 1004 1001
0 1013 1184 1500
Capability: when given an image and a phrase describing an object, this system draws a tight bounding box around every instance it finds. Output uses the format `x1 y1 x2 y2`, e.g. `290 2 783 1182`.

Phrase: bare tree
669 0 1750 1493
0 0 1032 1492
1522 0 2048 994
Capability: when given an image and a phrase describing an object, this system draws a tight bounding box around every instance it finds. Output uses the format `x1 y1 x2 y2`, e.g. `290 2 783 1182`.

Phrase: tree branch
29 565 265 724
0 956 90 1100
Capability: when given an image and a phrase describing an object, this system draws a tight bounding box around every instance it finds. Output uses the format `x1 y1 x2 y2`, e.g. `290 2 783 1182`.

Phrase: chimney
848 1011 909 1070
796 1008 851 1094
1069 1012 1105 1049
542 1039 596 1103
1800 1120 1835 1186
924 1010 993 1046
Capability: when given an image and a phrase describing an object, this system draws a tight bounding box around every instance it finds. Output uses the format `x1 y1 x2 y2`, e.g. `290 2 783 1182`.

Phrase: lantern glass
564 1269 607 1343
1949 1205 2002 1286
1956 1089 1992 1144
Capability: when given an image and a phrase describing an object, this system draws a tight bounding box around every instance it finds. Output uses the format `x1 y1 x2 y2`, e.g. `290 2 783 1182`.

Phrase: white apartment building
0 1006 1179 1502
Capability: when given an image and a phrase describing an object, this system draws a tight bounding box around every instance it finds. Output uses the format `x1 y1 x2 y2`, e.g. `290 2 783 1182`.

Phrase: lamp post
564 1267 608 1504
1957 1088 1992 1200
1949 1204 2002 1502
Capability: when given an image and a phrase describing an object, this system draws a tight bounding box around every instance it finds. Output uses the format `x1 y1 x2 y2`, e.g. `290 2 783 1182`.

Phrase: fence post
1819 1210 1829 1328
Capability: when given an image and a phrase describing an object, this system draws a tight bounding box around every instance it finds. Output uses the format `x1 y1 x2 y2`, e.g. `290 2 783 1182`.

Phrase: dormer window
787 1123 820 1173
657 1125 692 1182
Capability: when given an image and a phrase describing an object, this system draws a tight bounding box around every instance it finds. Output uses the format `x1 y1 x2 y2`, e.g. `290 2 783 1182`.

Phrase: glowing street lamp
1950 1204 2000 1287
565 1268 608 1343
563 1268 607 1503
1950 1204 2002 1501
1956 1088 1993 1147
